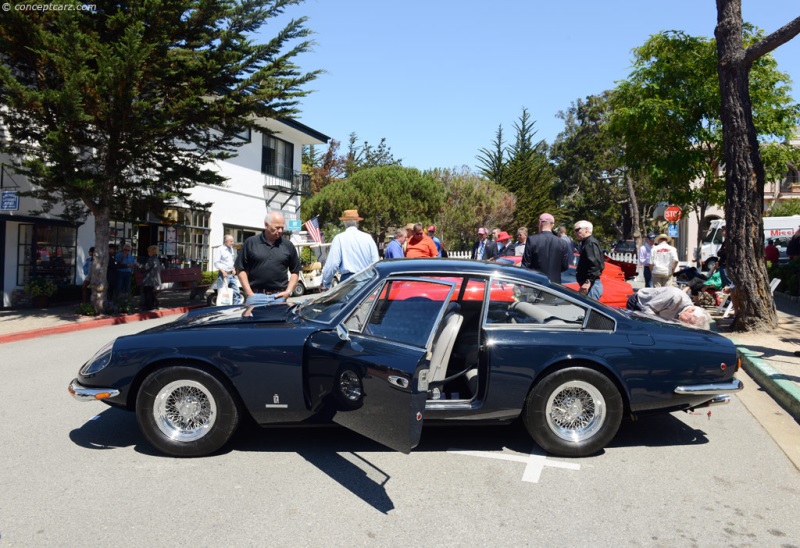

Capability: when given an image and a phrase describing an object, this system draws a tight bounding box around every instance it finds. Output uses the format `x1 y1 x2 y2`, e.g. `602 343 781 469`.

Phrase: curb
737 346 800 422
0 304 206 345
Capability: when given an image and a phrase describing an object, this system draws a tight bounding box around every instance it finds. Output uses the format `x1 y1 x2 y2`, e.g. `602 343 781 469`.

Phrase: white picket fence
447 250 472 259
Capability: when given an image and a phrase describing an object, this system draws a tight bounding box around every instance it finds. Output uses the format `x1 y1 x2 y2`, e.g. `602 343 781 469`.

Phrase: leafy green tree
611 29 799 268
427 167 516 252
550 93 650 245
302 165 445 246
716 2 800 331
0 0 319 312
344 133 402 177
766 198 800 217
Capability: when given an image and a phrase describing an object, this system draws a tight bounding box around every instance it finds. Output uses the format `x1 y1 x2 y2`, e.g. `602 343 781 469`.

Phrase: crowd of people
86 207 778 331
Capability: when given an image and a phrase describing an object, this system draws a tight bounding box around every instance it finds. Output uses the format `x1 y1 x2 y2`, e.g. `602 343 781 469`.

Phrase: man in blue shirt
384 228 407 259
322 209 380 289
427 225 442 257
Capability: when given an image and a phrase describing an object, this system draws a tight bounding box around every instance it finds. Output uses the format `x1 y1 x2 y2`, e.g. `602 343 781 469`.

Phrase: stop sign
664 205 682 222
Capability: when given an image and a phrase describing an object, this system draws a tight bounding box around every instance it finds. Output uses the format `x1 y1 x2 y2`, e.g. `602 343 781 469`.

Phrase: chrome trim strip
68 379 120 402
674 378 743 396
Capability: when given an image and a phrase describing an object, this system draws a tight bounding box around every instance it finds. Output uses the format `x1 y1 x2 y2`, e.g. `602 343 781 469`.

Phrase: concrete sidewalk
713 293 800 421
1 286 799 423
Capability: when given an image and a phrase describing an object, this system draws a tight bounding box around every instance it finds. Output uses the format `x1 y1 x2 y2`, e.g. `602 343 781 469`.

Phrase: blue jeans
245 293 286 306
588 278 603 301
643 266 652 288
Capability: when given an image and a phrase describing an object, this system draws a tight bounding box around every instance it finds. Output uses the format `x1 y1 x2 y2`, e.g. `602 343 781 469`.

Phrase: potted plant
24 277 58 308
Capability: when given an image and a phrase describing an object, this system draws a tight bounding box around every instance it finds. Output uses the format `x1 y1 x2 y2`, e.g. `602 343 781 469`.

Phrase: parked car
494 256 634 308
69 259 741 458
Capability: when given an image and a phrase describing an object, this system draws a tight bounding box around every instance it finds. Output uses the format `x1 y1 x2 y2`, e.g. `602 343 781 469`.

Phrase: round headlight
79 341 114 376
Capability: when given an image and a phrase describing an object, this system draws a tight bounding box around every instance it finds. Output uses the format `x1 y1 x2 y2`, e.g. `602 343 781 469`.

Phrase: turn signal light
94 392 113 400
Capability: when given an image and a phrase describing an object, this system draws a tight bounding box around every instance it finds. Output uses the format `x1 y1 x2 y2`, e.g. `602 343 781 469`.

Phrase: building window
262 134 294 180
234 127 251 143
17 222 78 286
159 207 211 270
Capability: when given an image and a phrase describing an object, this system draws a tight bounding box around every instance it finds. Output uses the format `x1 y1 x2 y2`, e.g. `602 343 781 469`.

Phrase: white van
696 215 800 270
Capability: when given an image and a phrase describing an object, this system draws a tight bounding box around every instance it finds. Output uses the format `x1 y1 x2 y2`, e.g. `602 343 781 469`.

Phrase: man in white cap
650 234 679 288
522 213 571 283
321 209 379 289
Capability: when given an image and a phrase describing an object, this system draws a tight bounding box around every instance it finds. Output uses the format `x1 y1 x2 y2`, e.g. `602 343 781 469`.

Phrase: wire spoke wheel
153 379 218 442
545 380 605 442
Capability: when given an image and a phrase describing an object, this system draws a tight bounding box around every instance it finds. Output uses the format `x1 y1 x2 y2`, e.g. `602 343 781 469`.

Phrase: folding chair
721 278 781 319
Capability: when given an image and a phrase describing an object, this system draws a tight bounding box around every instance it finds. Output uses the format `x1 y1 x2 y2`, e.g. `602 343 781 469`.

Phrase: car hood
141 303 298 333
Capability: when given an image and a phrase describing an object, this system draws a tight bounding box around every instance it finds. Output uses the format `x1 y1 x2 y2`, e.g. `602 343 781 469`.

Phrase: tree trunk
89 205 112 315
715 0 777 331
626 172 640 242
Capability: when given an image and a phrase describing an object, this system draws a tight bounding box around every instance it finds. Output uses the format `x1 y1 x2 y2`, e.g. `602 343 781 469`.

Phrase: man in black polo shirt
236 211 300 305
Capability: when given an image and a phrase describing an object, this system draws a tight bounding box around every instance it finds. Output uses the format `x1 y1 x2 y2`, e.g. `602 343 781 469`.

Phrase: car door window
486 279 585 327
356 279 456 347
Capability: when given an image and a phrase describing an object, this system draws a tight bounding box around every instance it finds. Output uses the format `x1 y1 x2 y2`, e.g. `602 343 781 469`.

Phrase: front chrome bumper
68 379 120 402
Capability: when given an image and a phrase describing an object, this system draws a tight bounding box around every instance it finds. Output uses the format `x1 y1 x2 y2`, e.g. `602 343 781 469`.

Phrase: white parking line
448 448 580 483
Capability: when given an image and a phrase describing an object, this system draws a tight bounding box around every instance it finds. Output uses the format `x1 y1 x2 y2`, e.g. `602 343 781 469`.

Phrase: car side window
343 286 380 333
355 279 454 347
486 279 585 327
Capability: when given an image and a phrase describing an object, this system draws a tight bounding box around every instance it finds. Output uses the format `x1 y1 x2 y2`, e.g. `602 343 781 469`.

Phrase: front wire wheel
523 367 623 457
136 366 239 457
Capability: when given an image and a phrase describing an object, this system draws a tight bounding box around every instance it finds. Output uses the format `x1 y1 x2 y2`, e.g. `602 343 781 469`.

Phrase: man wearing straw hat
321 209 379 290
650 233 679 288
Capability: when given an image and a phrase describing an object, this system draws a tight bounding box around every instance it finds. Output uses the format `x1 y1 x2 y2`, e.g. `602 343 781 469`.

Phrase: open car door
305 278 457 453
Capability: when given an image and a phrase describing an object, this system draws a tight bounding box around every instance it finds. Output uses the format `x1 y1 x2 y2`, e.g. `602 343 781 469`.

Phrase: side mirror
336 323 350 342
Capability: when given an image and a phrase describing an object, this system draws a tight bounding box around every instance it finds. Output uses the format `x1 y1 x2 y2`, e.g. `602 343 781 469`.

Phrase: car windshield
296 268 378 323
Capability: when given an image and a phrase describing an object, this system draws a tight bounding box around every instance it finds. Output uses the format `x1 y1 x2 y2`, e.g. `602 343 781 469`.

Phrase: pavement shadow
608 413 709 449
68 407 158 455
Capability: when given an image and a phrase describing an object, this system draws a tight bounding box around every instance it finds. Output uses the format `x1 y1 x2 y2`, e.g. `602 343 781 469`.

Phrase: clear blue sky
269 0 800 171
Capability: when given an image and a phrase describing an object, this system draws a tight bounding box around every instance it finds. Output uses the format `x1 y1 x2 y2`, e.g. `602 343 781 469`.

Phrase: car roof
373 258 551 285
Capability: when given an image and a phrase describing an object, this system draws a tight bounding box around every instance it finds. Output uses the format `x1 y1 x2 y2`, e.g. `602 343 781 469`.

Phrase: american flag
304 216 323 243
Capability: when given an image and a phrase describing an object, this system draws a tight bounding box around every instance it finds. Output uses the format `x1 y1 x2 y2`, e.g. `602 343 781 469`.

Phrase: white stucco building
0 118 328 307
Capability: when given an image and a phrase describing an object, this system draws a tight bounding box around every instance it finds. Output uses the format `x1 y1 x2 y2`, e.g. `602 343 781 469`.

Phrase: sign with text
668 223 679 237
1 190 19 211
287 219 302 232
663 205 682 222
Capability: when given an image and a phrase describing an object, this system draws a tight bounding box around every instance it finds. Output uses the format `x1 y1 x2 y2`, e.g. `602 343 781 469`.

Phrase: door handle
388 375 409 389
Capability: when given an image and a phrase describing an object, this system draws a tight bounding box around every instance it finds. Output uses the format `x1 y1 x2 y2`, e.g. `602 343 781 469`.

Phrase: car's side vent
586 310 615 331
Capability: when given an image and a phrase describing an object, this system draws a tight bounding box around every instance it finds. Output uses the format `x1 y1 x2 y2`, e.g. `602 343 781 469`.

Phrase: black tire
522 367 623 457
206 291 216 307
293 282 305 297
136 366 239 457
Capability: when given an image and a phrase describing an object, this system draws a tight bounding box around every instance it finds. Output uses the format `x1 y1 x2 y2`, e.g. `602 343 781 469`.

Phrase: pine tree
0 0 320 312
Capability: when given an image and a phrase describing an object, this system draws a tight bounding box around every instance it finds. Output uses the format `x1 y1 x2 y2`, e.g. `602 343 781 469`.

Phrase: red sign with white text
664 205 682 222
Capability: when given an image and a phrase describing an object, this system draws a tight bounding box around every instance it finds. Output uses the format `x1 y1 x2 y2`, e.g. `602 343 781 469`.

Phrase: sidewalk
0 290 207 343
712 292 800 421
1 285 799 422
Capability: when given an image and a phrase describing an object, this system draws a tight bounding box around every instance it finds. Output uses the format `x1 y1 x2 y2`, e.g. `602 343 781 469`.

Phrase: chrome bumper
674 378 743 396
68 379 120 402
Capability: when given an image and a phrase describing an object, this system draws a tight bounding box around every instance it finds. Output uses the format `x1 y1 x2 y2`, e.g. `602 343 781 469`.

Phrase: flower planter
31 295 49 308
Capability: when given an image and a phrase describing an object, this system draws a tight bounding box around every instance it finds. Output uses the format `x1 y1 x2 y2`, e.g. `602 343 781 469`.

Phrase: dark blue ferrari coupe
69 259 742 458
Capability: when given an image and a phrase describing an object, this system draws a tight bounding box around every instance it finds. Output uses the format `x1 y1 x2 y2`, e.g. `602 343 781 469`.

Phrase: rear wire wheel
523 367 622 457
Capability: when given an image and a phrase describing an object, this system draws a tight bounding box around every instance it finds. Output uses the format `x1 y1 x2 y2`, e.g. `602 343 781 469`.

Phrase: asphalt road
1 317 799 547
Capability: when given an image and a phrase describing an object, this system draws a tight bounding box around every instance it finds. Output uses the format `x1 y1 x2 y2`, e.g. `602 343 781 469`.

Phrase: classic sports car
69 259 742 458
494 256 634 308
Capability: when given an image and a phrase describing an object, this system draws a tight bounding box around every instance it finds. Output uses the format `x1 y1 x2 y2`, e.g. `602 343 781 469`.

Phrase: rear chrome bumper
68 379 120 402
674 378 743 396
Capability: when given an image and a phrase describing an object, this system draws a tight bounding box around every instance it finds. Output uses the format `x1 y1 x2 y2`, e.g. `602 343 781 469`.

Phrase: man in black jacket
574 220 605 300
521 213 571 283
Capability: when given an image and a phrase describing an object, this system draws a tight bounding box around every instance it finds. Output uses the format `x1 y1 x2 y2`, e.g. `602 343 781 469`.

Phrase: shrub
74 302 98 316
24 277 57 298
202 271 218 285
769 260 800 296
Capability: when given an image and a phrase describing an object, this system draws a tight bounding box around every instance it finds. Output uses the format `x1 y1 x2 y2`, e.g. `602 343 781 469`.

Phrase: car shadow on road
609 413 709 449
